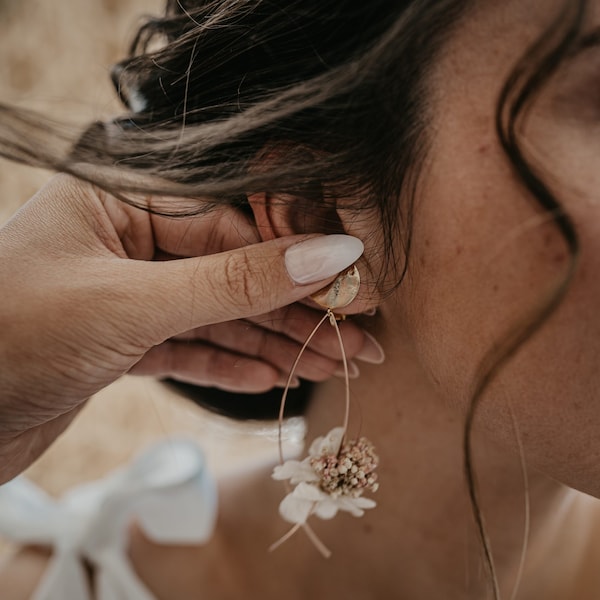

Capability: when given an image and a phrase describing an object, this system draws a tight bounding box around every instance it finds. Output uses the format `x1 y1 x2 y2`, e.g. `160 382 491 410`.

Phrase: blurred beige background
0 0 161 219
0 0 295 533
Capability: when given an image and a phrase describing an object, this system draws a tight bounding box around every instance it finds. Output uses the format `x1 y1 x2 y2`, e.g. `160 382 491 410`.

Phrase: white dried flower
272 427 378 525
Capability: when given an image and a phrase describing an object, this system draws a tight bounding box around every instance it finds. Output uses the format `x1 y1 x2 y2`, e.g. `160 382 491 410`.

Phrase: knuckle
221 251 265 310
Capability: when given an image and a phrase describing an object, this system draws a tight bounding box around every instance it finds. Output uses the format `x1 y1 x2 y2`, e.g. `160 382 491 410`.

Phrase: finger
149 207 260 258
114 234 364 344
99 185 260 259
248 305 367 360
175 309 364 362
177 305 383 364
130 341 284 393
174 320 341 382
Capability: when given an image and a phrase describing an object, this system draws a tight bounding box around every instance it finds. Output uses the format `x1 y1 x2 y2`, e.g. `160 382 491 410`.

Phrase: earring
270 265 379 558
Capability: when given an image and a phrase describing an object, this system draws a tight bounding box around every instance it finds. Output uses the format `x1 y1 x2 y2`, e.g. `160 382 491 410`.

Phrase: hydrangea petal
278 493 314 525
308 427 344 457
307 435 325 457
313 498 340 520
290 460 320 485
291 482 327 502
352 497 377 510
272 461 303 480
335 496 377 517
272 460 319 484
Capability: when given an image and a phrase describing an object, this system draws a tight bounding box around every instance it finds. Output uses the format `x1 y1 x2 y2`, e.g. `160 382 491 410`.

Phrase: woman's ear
247 190 385 315
247 191 343 242
247 192 280 242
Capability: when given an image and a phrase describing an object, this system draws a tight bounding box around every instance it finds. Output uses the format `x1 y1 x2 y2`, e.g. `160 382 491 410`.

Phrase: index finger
115 234 365 344
150 205 260 258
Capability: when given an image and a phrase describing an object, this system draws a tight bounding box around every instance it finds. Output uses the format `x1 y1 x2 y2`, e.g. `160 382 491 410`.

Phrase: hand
0 176 375 482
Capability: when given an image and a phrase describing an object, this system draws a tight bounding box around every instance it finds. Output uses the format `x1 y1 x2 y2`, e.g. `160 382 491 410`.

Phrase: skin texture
4 0 600 598
0 175 377 483
401 0 600 500
118 1 600 598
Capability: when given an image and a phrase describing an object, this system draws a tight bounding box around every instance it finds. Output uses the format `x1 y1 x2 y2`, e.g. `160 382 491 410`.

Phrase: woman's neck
303 310 598 599
213 312 599 599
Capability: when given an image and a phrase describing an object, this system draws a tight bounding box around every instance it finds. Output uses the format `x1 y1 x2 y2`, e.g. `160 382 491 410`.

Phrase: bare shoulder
0 547 52 600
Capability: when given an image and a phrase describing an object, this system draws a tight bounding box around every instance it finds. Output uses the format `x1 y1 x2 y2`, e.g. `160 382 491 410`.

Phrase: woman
2 0 600 597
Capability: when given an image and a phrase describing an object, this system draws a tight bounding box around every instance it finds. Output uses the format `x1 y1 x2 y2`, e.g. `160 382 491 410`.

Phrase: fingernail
276 375 301 389
334 360 360 379
363 307 377 317
285 235 364 285
355 331 385 364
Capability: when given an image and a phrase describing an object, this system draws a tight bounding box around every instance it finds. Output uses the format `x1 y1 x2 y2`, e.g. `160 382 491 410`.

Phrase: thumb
116 234 364 344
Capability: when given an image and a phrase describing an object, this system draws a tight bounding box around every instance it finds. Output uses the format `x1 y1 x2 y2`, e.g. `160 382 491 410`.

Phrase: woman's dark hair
0 0 472 286
0 0 588 597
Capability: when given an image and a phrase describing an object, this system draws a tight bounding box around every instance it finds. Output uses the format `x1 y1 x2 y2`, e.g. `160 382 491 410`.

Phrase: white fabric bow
0 438 217 600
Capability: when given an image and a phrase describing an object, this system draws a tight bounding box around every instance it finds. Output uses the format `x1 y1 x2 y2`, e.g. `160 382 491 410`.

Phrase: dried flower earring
270 265 379 558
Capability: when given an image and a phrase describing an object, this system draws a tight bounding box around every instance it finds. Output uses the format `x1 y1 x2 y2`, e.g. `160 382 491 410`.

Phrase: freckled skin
62 1 600 598
6 1 600 599
388 0 600 499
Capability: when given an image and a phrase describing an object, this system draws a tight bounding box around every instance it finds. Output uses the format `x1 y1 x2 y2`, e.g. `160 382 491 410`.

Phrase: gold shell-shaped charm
310 265 360 310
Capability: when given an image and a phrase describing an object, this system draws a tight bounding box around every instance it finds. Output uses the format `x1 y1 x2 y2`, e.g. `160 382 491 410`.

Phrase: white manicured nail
333 360 360 379
355 331 385 364
284 235 364 285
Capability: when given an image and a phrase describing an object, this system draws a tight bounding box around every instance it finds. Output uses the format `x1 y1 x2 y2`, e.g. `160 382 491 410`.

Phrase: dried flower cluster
272 427 379 526
311 437 379 498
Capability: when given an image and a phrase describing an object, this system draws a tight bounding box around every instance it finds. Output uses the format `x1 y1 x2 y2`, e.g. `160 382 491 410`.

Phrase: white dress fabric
0 438 217 600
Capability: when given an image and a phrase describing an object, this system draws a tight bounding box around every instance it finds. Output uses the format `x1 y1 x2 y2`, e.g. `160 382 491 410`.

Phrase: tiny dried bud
310 437 379 498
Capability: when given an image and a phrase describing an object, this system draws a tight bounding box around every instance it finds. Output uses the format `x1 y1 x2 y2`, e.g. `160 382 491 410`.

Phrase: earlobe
246 190 343 242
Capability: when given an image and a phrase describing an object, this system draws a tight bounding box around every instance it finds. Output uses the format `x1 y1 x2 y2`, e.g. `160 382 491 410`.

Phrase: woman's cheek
404 155 600 494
